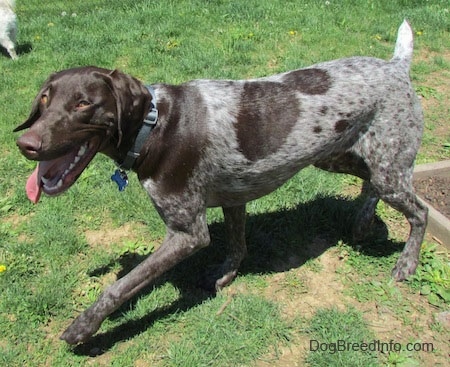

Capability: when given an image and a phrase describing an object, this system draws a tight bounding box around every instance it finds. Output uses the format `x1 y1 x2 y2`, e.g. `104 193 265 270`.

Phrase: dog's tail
391 20 414 67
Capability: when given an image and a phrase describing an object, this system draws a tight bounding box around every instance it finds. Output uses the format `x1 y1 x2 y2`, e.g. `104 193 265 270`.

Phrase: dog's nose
16 132 42 159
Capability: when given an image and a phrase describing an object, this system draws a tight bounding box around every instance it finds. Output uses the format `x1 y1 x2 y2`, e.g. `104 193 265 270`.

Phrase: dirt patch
84 221 154 250
2 212 34 243
249 247 354 367
414 175 450 218
250 245 449 367
85 222 135 247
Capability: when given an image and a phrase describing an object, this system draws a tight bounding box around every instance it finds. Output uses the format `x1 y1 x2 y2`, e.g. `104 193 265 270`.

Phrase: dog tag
111 169 129 191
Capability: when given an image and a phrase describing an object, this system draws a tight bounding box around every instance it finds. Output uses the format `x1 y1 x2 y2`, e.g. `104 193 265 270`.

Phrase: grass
306 308 378 367
0 0 449 366
163 294 291 367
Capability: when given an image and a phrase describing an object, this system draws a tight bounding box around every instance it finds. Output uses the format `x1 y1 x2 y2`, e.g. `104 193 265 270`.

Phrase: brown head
14 66 151 201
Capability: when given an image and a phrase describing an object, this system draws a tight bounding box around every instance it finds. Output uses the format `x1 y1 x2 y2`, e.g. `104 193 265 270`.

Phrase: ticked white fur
0 0 18 60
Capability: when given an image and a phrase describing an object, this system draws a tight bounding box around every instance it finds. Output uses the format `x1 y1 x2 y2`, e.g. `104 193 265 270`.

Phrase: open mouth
26 139 100 203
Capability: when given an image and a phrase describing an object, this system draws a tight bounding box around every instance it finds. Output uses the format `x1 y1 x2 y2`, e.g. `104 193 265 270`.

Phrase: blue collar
118 85 158 171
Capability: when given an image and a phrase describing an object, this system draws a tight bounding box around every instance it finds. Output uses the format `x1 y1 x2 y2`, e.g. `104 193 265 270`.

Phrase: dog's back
0 0 18 60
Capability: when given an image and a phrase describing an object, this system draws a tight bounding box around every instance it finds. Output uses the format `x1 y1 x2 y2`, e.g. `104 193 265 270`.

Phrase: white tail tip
392 20 414 64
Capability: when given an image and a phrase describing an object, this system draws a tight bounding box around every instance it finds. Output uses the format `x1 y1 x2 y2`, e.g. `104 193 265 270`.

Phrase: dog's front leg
60 213 210 345
214 205 247 291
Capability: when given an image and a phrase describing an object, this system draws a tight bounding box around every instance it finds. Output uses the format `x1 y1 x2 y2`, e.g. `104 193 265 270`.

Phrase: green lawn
0 1 449 366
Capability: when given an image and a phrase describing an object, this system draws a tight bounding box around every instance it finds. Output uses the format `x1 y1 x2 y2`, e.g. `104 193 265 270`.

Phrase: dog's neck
117 86 158 170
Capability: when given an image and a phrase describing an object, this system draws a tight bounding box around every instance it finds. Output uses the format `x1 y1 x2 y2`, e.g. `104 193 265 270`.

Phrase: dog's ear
93 69 151 148
13 76 54 132
13 90 45 132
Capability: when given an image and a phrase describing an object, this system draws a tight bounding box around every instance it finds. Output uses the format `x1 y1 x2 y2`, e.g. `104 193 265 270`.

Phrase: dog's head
14 66 151 202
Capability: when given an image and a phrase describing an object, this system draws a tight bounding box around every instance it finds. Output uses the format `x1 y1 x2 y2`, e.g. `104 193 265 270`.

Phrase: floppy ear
13 89 45 132
94 69 151 147
13 76 54 132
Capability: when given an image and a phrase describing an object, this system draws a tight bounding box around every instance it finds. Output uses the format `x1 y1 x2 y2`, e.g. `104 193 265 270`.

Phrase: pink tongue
26 166 42 204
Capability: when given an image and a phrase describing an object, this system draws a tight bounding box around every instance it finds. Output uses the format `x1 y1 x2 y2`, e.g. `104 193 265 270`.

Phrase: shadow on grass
0 42 33 59
74 195 404 355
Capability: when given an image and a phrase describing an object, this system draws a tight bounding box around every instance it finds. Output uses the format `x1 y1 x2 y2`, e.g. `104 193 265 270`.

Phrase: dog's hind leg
314 152 379 239
369 169 427 281
352 181 380 241
317 151 426 280
358 94 426 280
214 205 248 291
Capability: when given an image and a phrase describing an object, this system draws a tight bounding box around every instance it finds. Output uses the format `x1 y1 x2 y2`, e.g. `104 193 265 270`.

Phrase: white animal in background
0 0 18 60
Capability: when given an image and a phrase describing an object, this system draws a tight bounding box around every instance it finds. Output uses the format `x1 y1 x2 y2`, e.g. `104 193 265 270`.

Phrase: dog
0 0 17 60
14 20 427 344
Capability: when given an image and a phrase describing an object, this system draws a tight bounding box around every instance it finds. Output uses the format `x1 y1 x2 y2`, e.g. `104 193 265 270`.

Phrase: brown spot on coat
313 126 322 134
136 86 206 194
283 68 332 95
235 81 300 161
335 119 349 133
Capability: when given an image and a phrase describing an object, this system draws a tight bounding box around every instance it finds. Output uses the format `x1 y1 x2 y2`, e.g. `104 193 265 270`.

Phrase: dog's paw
60 313 102 345
198 266 239 293
391 258 418 281
215 269 238 291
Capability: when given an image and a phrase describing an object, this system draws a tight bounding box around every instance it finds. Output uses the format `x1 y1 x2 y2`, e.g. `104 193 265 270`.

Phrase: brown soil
249 247 449 367
414 175 450 218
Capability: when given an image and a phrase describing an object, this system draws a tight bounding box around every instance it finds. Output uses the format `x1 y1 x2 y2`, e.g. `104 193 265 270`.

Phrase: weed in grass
408 243 450 307
415 85 441 100
115 239 155 257
351 278 403 305
76 276 104 305
385 348 422 367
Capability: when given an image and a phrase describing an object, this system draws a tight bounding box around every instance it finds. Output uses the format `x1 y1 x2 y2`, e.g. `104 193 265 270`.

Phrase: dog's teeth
41 177 49 185
69 163 75 170
56 179 63 188
78 145 87 156
74 156 81 163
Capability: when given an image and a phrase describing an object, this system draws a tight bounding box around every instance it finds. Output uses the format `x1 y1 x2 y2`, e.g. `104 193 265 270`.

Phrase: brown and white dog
14 21 427 344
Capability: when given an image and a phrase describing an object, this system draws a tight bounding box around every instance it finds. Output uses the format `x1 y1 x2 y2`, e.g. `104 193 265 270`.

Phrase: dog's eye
76 101 91 110
40 95 49 106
